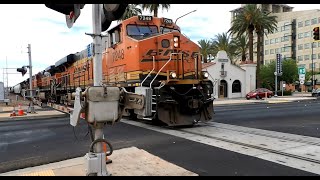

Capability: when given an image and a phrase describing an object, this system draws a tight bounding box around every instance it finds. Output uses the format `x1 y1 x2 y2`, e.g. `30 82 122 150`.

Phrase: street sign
298 67 306 74
87 43 92 57
276 54 282 76
299 74 305 80
300 80 305 84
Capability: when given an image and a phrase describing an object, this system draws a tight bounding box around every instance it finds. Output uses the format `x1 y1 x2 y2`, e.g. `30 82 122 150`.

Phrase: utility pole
311 42 315 90
27 44 35 113
6 57 8 97
274 72 278 97
88 4 108 176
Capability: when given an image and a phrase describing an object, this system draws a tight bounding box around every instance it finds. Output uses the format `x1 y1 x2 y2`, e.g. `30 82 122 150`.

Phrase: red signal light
313 27 320 41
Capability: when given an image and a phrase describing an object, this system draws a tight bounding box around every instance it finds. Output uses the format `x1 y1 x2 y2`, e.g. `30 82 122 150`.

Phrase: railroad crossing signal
45 4 127 31
313 26 320 41
45 4 85 28
17 67 27 76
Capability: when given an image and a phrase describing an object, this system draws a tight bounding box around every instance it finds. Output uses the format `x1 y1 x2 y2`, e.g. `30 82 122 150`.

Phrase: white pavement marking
121 119 320 175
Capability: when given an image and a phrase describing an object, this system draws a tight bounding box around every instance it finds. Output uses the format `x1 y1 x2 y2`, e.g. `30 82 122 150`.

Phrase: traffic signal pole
90 4 108 176
92 3 103 157
312 42 314 90
27 44 35 113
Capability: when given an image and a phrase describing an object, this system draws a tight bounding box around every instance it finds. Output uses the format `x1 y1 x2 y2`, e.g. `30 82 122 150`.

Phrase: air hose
89 138 113 156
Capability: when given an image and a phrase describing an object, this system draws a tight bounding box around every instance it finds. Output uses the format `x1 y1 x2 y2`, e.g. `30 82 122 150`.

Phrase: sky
1 4 320 87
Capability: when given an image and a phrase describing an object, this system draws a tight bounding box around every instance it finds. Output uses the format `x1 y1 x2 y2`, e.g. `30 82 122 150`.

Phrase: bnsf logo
145 49 198 58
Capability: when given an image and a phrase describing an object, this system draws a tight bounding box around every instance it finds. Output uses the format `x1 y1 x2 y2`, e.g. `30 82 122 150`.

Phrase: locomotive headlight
173 36 179 48
202 71 209 78
170 72 177 79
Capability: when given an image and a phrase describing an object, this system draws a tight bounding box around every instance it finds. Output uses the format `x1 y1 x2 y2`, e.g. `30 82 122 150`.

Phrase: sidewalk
0 105 68 122
213 96 317 105
1 147 197 176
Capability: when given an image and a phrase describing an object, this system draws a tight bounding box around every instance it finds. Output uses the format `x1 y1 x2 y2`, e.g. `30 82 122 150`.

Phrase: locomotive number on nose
112 49 124 62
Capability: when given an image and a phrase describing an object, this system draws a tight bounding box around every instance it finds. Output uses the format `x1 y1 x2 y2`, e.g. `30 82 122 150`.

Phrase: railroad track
121 119 320 175
181 122 320 165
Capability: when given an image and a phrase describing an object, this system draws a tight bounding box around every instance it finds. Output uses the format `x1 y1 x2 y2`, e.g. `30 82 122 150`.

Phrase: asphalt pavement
214 99 320 138
0 110 317 175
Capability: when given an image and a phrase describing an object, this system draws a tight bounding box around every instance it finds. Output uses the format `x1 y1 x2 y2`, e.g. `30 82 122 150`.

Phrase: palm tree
210 32 236 62
119 4 142 21
229 4 277 87
198 39 212 63
228 4 258 62
254 10 277 87
141 4 170 17
232 34 249 62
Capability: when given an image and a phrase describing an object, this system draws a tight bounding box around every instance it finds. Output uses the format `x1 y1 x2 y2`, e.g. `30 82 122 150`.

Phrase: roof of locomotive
45 65 56 72
55 54 76 67
108 15 181 32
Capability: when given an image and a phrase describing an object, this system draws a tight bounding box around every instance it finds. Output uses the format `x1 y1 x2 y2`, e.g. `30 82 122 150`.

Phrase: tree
228 4 257 62
141 4 170 17
254 9 277 88
198 39 212 63
119 4 142 21
231 34 248 62
210 32 236 62
229 4 277 88
260 59 298 91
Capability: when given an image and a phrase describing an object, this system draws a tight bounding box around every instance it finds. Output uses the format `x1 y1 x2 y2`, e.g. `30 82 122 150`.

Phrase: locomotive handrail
149 53 184 89
193 53 203 79
141 56 155 87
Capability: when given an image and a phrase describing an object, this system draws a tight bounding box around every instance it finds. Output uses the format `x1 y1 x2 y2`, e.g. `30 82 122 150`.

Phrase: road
214 99 320 138
0 100 319 175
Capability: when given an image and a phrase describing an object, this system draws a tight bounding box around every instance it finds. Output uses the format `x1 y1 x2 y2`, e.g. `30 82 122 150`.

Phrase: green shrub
276 90 292 96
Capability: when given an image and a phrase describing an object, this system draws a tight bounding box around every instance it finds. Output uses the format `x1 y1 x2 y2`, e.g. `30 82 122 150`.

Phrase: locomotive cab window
160 27 180 34
108 28 121 47
126 24 158 40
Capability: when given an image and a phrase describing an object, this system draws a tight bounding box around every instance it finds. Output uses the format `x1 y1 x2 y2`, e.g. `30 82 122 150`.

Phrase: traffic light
45 4 127 31
101 4 128 31
17 67 27 76
45 4 85 28
313 26 319 41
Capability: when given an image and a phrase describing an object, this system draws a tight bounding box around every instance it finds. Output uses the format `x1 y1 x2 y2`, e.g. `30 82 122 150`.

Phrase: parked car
246 88 274 100
311 88 320 97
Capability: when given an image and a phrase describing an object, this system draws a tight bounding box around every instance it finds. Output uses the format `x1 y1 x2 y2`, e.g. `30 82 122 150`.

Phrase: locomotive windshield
127 24 158 40
160 26 180 34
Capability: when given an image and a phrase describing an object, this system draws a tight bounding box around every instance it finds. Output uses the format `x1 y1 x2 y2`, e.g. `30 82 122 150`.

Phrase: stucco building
203 51 256 99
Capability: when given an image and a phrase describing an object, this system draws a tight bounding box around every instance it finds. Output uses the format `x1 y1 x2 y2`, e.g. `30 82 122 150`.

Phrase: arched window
232 80 241 93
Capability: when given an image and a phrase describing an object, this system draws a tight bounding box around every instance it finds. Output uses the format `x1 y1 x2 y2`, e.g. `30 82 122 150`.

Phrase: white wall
240 64 257 94
204 51 256 99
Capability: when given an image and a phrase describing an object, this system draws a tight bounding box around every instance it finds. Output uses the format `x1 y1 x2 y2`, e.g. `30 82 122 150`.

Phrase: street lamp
175 9 197 24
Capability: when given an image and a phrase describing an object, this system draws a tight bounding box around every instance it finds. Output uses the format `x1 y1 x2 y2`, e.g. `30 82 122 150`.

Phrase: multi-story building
230 4 320 72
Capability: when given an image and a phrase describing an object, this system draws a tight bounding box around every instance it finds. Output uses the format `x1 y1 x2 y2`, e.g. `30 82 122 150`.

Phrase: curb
0 114 69 123
213 98 317 106
213 101 268 106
